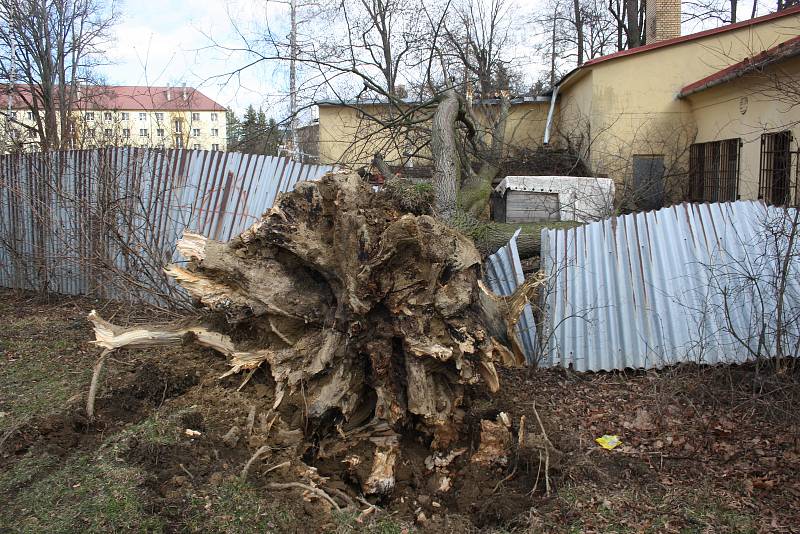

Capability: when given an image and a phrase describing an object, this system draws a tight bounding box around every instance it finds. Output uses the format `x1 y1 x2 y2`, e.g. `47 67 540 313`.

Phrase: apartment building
2 85 227 152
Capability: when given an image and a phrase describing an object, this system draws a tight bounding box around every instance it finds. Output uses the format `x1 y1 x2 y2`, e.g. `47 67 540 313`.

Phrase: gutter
543 84 559 145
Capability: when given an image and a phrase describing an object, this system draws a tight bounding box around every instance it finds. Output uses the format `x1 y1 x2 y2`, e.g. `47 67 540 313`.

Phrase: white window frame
139 128 148 137
192 112 200 121
139 112 147 121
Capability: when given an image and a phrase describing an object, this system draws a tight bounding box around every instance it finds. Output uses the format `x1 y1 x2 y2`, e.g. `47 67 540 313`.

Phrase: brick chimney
646 0 681 43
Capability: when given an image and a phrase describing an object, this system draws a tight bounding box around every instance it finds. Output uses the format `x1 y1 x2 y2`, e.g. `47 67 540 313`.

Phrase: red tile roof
678 34 800 97
4 85 226 111
582 5 800 68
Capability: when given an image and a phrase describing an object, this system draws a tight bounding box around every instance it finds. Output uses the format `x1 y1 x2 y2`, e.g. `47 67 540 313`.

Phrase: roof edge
678 34 800 97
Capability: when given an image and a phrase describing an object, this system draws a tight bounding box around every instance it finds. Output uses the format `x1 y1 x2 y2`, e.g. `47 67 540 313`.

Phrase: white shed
492 176 615 223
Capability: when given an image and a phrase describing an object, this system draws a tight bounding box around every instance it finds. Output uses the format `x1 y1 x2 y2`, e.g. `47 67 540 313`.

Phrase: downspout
543 84 559 145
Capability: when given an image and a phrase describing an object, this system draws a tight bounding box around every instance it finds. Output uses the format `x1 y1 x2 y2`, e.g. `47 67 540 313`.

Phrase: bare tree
533 0 618 86
210 0 556 257
607 0 645 49
0 0 117 151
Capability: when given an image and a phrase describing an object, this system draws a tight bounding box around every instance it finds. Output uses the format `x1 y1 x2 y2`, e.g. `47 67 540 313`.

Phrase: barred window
759 131 794 206
688 139 740 202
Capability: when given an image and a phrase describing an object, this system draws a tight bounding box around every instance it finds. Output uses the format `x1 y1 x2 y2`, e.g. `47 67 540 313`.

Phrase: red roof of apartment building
583 5 800 68
4 85 226 111
678 34 800 97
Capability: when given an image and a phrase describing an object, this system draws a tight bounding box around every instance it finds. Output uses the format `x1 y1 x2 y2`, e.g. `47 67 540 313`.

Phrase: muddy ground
1 288 799 533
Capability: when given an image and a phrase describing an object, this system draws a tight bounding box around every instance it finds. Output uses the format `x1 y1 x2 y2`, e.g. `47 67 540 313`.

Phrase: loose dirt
2 289 799 532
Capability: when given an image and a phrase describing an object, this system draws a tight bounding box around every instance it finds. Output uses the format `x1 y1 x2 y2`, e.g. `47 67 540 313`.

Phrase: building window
10 111 16 119
85 112 95 121
211 113 218 121
175 135 184 148
104 128 112 137
27 111 33 120
155 112 164 121
104 111 112 121
192 112 200 121
122 128 130 138
192 128 200 137
689 139 740 202
139 128 148 137
157 128 164 137
760 131 794 206
121 112 130 120
212 143 219 151
211 128 218 137
631 155 666 210
139 112 147 120
174 120 182 133
87 128 96 138
193 143 200 150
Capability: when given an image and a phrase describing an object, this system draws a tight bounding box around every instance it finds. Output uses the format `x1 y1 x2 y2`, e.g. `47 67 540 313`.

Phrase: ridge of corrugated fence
0 148 334 304
540 201 800 372
483 229 539 364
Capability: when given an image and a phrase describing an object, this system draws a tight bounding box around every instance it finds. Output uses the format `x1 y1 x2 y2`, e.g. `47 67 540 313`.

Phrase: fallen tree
88 171 547 498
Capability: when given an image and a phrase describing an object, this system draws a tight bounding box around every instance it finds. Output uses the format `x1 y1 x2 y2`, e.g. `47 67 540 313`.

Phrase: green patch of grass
0 452 163 533
0 342 91 433
332 510 406 534
0 311 90 432
104 410 185 458
679 498 758 534
546 481 759 534
184 478 298 533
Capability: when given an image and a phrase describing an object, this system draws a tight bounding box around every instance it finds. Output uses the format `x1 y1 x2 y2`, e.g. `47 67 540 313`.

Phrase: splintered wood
88 172 545 495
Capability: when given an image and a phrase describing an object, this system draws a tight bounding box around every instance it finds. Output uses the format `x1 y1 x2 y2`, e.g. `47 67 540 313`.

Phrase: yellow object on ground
595 435 621 450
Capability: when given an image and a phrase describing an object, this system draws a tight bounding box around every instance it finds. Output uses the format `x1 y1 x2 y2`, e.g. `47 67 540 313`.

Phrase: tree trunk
430 88 461 220
625 0 640 48
574 0 585 66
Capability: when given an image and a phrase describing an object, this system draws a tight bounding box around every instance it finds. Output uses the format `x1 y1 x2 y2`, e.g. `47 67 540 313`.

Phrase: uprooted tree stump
87 171 547 497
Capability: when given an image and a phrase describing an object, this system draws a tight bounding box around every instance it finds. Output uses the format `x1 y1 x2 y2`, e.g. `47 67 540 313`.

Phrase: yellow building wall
555 11 800 198
317 100 550 167
685 55 800 201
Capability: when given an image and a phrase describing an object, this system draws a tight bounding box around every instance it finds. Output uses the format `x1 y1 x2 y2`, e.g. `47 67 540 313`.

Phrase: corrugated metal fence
540 201 800 371
0 148 334 305
483 229 540 364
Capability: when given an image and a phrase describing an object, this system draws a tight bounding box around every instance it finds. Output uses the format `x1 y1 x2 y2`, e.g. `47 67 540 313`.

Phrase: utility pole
289 0 299 161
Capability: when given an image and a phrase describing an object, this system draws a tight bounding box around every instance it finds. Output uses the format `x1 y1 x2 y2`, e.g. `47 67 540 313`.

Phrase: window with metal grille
759 131 793 206
688 139 740 202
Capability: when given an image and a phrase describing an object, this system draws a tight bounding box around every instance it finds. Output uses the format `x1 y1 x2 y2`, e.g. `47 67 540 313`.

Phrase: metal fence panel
540 201 800 371
483 229 539 364
0 148 334 305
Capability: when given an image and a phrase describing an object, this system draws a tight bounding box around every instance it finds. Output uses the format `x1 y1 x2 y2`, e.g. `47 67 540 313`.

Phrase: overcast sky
101 0 732 120
102 0 555 119
104 0 291 115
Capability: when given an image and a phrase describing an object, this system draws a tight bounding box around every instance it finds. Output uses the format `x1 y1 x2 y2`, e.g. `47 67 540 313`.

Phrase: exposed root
86 349 111 420
241 445 271 482
266 482 342 511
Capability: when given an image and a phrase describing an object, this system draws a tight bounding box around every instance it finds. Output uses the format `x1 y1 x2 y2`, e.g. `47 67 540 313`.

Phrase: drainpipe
543 84 559 145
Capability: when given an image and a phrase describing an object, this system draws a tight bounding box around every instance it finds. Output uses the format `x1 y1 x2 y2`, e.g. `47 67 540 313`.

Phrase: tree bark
431 88 461 220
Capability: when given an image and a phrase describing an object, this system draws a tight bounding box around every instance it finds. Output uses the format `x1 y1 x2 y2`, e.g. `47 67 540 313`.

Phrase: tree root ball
91 172 520 453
